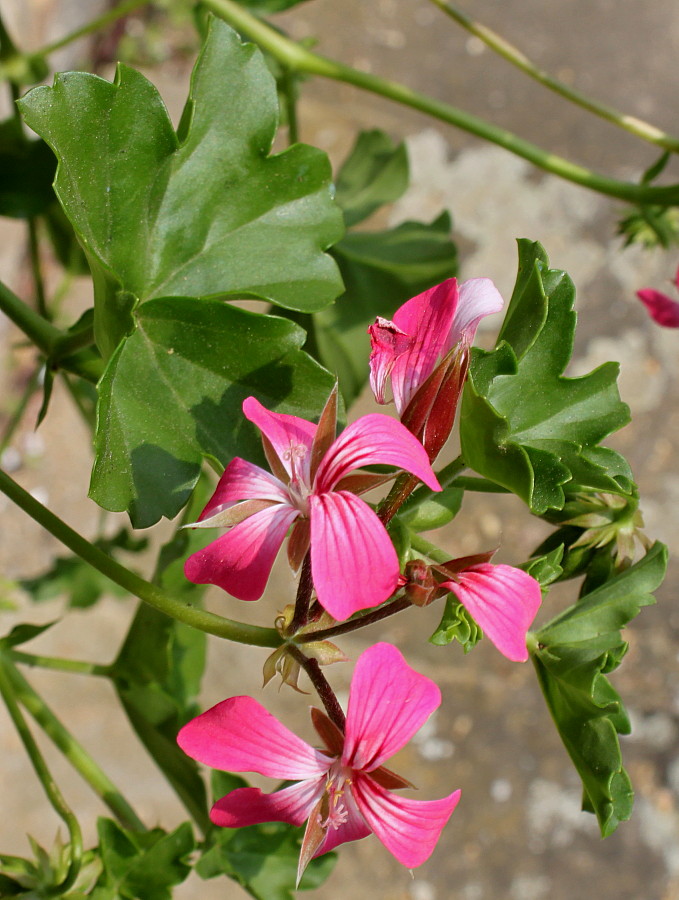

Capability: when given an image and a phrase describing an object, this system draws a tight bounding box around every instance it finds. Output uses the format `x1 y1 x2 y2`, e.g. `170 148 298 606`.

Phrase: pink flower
184 392 441 620
438 559 542 662
368 277 504 416
177 643 460 882
636 266 679 327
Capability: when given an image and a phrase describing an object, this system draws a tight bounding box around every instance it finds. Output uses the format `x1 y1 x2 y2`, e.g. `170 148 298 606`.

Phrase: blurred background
1 1 678 898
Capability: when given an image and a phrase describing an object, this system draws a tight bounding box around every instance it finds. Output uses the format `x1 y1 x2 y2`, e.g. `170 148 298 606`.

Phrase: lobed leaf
334 129 409 227
460 240 632 514
18 17 343 358
531 542 667 836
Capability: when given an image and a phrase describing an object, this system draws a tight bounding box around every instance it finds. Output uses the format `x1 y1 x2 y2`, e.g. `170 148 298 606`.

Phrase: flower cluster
179 277 543 875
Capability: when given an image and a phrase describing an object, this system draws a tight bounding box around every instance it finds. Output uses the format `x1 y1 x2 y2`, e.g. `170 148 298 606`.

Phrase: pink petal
342 643 441 772
636 288 679 328
177 696 332 780
446 277 505 349
441 563 542 662
309 491 399 619
390 279 459 413
242 397 317 480
211 781 324 828
368 317 414 405
199 457 290 521
184 504 298 601
314 414 441 493
352 775 460 868
314 787 372 856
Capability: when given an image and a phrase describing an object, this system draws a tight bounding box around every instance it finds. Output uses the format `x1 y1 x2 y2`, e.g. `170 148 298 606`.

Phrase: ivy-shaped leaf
18 17 343 357
333 129 409 227
90 298 336 526
531 542 667 836
460 240 632 514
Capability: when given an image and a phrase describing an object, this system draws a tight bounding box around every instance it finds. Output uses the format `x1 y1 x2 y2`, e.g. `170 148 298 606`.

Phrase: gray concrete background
1 1 678 899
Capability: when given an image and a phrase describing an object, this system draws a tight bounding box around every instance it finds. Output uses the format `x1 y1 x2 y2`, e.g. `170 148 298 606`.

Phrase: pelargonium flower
184 390 441 620
636 265 679 327
368 277 504 417
402 553 542 662
177 643 460 882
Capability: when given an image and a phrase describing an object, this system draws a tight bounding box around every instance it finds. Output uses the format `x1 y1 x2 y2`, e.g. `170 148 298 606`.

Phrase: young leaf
334 129 409 227
90 298 336 526
531 542 667 836
460 240 632 514
18 17 343 358
430 598 483 653
316 213 458 404
95 819 194 900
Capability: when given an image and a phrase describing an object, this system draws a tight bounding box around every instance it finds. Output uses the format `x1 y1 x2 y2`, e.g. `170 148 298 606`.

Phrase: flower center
282 443 311 513
318 767 351 831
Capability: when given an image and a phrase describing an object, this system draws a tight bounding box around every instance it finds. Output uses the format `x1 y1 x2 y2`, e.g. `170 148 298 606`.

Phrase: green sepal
530 542 667 836
430 598 483 653
460 240 632 514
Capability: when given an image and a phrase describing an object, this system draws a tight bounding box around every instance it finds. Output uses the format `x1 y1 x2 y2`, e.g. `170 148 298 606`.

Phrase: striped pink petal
388 279 458 413
342 643 441 772
309 491 399 619
441 563 542 662
199 457 290 521
313 414 441 493
636 287 679 328
177 696 332 780
242 397 316 480
352 775 461 868
211 781 324 828
446 277 504 350
184 503 298 601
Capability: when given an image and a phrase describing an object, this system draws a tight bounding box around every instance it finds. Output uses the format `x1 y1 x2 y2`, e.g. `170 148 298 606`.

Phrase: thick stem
0 468 281 648
410 533 451 565
428 0 679 154
287 553 314 634
3 659 145 832
0 278 62 355
377 472 419 526
202 0 679 206
287 644 346 731
295 595 411 644
0 658 83 894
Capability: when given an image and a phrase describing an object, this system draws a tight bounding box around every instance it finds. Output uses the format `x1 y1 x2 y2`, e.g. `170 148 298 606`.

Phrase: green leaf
334 129 409 227
18 17 343 358
523 545 564 588
531 542 667 836
316 213 457 404
430 597 483 653
0 118 56 218
20 529 146 609
90 298 335 526
111 484 213 828
460 240 632 514
198 822 336 900
95 820 193 900
0 621 56 649
400 485 463 532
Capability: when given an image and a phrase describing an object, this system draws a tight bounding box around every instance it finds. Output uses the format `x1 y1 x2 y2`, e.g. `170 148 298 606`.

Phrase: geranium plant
0 2 672 898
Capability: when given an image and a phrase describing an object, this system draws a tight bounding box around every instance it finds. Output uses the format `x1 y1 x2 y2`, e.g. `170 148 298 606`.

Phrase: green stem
0 467 281 648
38 0 153 58
28 219 48 319
428 0 679 154
3 658 145 833
0 279 62 356
450 475 510 493
409 532 450 565
203 0 679 205
9 650 112 677
0 658 83 894
399 454 466 515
